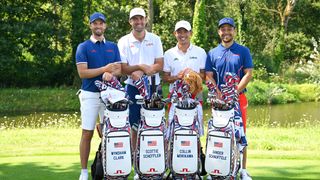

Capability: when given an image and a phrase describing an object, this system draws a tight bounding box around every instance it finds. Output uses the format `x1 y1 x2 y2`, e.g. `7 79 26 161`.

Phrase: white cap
174 20 192 31
129 8 146 19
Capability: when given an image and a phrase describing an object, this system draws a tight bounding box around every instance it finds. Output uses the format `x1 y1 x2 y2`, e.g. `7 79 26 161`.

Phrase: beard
93 29 104 36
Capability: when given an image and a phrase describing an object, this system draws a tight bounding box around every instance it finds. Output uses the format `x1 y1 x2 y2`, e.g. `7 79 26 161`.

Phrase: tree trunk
147 0 154 32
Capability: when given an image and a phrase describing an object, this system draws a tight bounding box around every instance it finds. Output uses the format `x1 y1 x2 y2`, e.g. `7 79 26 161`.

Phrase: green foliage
191 0 207 49
284 32 313 63
246 81 320 105
153 0 194 51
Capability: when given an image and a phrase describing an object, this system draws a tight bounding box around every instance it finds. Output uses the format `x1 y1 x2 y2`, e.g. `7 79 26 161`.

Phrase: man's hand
105 63 121 73
140 64 154 76
102 72 113 81
131 70 144 81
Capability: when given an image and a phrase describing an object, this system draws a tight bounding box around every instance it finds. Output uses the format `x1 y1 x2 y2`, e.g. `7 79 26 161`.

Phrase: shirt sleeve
163 51 171 72
75 43 87 64
117 37 128 64
113 43 121 63
243 47 254 69
154 36 164 59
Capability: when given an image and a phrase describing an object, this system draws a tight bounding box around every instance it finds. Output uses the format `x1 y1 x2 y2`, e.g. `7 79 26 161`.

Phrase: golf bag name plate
141 108 165 127
105 131 131 176
105 109 129 128
172 130 198 174
211 108 234 128
139 130 165 174
205 131 232 176
174 107 197 126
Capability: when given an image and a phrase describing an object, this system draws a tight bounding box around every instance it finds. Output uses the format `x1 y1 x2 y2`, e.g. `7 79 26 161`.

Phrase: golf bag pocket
205 130 232 176
105 131 131 176
211 108 234 128
172 131 198 174
141 108 165 127
174 107 197 126
105 109 128 128
138 130 165 174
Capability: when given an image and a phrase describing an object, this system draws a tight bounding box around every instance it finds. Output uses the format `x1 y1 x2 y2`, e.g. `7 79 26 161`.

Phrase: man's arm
76 63 120 79
199 69 205 81
149 57 164 74
121 63 142 76
237 68 253 92
206 71 217 85
163 72 180 83
136 57 164 76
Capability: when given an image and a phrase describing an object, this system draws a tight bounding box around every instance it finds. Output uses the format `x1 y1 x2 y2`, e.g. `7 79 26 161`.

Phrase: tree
191 0 207 50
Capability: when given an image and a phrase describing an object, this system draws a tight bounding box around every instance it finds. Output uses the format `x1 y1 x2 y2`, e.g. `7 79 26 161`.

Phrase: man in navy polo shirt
205 17 253 180
75 12 121 180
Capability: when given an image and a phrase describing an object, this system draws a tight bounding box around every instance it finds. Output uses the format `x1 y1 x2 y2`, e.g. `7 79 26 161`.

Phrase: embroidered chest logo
90 49 97 53
145 42 154 46
106 49 113 52
190 56 197 59
173 58 179 61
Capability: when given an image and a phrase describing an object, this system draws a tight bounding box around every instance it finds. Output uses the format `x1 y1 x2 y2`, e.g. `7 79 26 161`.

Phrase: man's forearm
121 64 141 75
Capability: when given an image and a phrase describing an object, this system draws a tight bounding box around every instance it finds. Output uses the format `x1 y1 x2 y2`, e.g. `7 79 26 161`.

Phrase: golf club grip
151 75 156 94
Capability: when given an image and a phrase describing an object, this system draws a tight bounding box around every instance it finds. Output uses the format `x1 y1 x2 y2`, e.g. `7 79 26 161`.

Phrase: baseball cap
218 17 235 28
174 20 192 31
90 12 106 23
129 8 146 19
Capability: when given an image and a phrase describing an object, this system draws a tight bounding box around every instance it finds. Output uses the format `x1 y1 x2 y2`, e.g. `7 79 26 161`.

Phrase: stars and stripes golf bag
134 75 167 179
94 78 132 180
205 73 243 180
167 80 202 180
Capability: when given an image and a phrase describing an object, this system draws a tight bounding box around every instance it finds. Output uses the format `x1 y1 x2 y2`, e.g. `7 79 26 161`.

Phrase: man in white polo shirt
163 20 207 136
117 8 163 176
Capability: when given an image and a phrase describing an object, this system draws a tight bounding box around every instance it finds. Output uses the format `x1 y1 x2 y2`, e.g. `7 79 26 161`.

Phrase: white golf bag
95 80 132 180
205 108 240 179
167 80 202 180
205 73 242 180
134 75 167 179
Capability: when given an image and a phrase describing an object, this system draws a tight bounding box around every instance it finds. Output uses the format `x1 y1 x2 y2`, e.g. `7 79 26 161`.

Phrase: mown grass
1 127 320 179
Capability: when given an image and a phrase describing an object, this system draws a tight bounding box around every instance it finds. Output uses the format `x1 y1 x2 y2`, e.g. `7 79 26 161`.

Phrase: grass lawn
1 127 320 180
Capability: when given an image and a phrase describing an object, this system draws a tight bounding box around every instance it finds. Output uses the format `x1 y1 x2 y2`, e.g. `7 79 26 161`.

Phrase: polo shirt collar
219 41 237 50
129 30 151 43
90 35 106 44
175 43 194 53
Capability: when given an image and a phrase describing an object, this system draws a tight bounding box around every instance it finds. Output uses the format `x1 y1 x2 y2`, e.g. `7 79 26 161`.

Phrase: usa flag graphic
114 142 123 148
214 142 223 148
148 140 157 146
181 140 190 146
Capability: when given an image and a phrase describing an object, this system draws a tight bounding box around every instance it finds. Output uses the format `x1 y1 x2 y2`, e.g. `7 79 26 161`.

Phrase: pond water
0 102 319 129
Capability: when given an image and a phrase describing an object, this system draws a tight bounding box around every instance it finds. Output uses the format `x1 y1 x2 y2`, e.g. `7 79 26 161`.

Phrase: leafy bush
246 81 319 105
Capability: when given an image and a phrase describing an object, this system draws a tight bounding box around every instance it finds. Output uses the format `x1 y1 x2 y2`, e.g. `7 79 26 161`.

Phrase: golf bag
94 78 132 180
167 80 202 180
135 75 167 179
205 73 241 180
